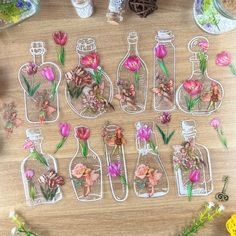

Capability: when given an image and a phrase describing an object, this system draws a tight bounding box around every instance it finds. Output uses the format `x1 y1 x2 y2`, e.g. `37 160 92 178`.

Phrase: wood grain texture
0 0 236 235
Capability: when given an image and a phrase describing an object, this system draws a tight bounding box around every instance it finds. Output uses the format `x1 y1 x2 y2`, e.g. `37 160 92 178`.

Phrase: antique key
215 176 229 202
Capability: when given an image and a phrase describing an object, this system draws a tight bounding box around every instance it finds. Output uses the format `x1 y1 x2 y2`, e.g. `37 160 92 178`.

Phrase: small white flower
9 210 16 219
11 227 17 235
207 202 215 209
218 205 225 212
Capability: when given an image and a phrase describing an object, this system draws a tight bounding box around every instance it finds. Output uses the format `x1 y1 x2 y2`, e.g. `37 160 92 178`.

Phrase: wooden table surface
0 0 235 235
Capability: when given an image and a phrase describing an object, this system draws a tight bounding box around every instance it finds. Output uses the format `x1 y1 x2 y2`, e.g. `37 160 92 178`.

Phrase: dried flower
135 164 149 179
183 80 203 96
24 62 38 76
187 169 201 201
155 45 167 59
53 31 68 46
72 163 87 179
41 66 56 98
148 169 162 187
24 169 35 181
81 52 100 70
198 40 209 52
137 125 152 142
23 139 35 150
215 51 232 67
159 112 171 124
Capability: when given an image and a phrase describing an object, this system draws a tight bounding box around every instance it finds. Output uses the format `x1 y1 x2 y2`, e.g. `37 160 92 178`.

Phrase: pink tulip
76 127 90 141
159 112 171 124
155 45 167 59
41 66 55 81
215 51 232 67
124 56 141 72
53 31 68 46
81 52 100 70
25 169 35 181
23 139 35 150
59 122 71 137
183 80 203 96
210 117 220 129
189 169 201 183
24 62 38 76
107 162 121 177
137 125 152 142
198 40 209 52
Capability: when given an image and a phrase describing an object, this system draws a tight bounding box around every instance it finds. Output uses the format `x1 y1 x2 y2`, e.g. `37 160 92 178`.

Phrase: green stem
51 80 56 99
148 139 158 155
158 59 169 77
216 129 228 149
80 140 88 158
58 46 65 66
54 137 67 154
229 64 236 76
134 71 139 88
30 150 48 167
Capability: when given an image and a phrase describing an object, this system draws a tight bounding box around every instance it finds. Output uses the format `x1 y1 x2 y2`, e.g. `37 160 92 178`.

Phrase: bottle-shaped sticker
116 32 148 114
176 36 224 116
21 128 64 206
134 121 169 198
65 37 114 119
70 126 103 202
172 120 213 200
153 30 176 112
18 42 61 124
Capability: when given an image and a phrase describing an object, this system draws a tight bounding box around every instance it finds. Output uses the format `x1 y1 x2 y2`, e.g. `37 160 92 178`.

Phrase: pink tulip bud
198 40 209 52
155 45 167 59
189 170 201 183
76 127 90 141
210 117 221 129
215 51 232 67
23 139 35 150
24 62 38 76
41 66 55 81
81 52 100 70
124 55 141 72
59 122 71 137
25 169 35 180
53 31 68 46
183 80 203 96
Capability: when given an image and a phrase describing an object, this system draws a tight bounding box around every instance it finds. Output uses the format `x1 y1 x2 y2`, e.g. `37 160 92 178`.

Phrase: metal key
215 176 229 202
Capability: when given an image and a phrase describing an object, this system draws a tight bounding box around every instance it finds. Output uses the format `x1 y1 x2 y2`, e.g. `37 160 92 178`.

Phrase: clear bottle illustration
193 0 236 34
172 120 213 198
116 32 148 114
18 41 61 124
102 123 128 202
65 37 113 119
106 0 127 25
153 30 176 112
21 128 63 206
69 126 103 202
71 0 94 18
0 0 39 31
134 121 169 198
176 36 224 116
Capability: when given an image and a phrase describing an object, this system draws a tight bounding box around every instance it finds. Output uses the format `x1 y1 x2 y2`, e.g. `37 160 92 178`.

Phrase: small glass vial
21 128 63 206
116 32 148 114
193 0 236 34
153 30 176 112
172 120 213 198
134 121 169 198
69 126 103 202
0 0 40 31
18 41 61 124
71 0 94 18
106 0 127 25
176 36 224 116
65 37 113 119
102 123 128 202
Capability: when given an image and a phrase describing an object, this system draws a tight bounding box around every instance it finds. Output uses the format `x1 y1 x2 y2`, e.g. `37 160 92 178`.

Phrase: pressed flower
81 52 100 70
124 55 141 87
198 40 209 52
41 66 56 98
72 163 87 179
25 169 35 180
76 127 90 158
187 169 201 201
54 122 71 154
135 164 149 179
107 162 128 186
155 45 169 77
53 31 68 65
24 62 38 76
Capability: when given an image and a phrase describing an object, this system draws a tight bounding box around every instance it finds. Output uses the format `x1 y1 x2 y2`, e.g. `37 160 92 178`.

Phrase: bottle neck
183 134 196 142
191 60 207 77
30 140 43 153
128 42 138 56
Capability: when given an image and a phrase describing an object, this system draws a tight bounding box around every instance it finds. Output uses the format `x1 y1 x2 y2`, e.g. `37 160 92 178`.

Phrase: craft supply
226 214 236 236
215 175 229 202
128 0 158 17
193 0 236 34
172 120 213 200
134 121 169 198
21 128 64 206
152 30 176 112
102 122 129 202
176 36 224 116
106 0 127 25
65 37 114 119
18 41 61 124
216 51 236 76
71 0 94 18
116 32 148 114
70 126 103 202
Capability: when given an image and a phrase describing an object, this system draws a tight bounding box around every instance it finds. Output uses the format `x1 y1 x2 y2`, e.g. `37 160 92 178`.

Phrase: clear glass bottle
116 32 148 114
18 41 61 123
21 128 63 206
172 120 213 198
65 37 113 119
102 123 128 202
193 0 236 34
106 0 127 25
153 30 176 112
176 36 224 116
69 126 103 202
134 121 169 198
71 0 93 18
0 0 40 31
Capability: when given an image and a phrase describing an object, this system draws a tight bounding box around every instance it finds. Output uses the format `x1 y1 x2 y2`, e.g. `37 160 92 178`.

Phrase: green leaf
157 59 169 77
30 82 41 97
51 80 56 98
148 140 158 154
134 71 140 88
72 177 84 188
229 64 236 76
48 187 59 201
119 175 128 186
29 182 36 200
80 141 88 158
75 86 85 99
58 46 65 66
22 74 31 95
187 182 193 201
156 125 166 144
54 137 67 154
67 83 74 98
31 151 49 167
40 185 49 201
166 130 175 144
